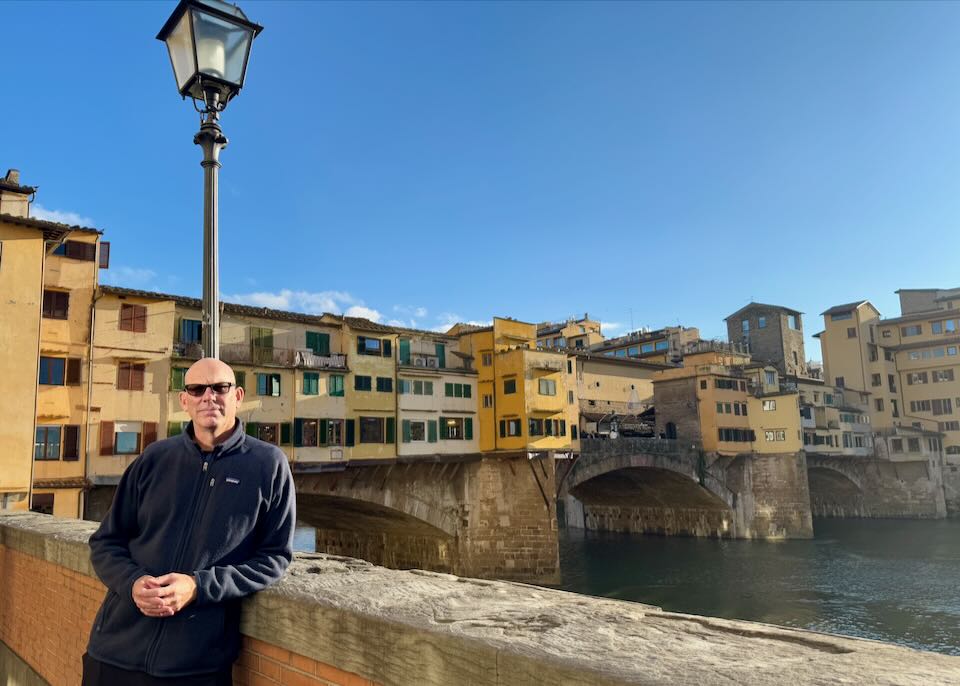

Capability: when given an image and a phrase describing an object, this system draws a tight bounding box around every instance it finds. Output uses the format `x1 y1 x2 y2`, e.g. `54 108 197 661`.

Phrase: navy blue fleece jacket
86 421 295 677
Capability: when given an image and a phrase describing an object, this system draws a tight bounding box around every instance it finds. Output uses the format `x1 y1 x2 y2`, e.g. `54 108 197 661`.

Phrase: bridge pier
295 454 560 584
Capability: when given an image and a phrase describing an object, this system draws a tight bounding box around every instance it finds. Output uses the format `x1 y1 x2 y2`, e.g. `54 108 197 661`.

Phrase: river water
559 518 960 655
294 518 960 655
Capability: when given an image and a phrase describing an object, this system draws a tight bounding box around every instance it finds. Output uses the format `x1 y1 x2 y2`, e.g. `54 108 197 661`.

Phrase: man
84 358 295 685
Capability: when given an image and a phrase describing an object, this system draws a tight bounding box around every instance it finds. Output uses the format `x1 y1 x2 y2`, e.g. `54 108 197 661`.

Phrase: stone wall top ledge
3 512 960 686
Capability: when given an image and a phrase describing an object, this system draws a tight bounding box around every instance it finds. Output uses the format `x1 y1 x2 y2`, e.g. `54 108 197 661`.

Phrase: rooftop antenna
630 308 634 332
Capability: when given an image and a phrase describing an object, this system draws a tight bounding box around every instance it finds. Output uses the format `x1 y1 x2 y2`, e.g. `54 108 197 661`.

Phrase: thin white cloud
393 304 428 318
100 265 158 288
31 204 95 227
225 289 357 315
345 305 383 322
601 321 624 334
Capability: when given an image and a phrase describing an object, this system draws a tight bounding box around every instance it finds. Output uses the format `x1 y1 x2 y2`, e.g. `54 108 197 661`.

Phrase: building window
357 336 391 357
787 314 799 330
641 343 654 353
257 423 280 445
933 369 955 383
835 376 845 388
408 421 426 442
741 320 750 334
170 366 188 391
875 399 884 411
871 373 881 387
376 377 393 393
482 352 492 366
907 372 928 386
35 426 61 460
714 378 738 390
440 417 466 440
360 417 384 443
117 362 145 391
888 375 897 392
42 290 69 319
901 325 922 337
718 428 755 442
700 380 707 390
831 311 853 321
30 493 54 515
180 318 202 344
890 438 903 453
444 382 471 398
908 438 921 452
503 378 517 394
303 372 319 395
329 374 344 397
528 418 544 436
326 419 344 446
115 422 143 454
567 390 574 405
932 399 953 416
483 394 493 408
765 371 776 386
846 327 857 338
891 399 899 417
354 375 372 391
764 429 786 442
306 331 331 355
297 419 319 447
39 357 66 385
762 399 777 411
257 373 281 396
499 418 522 437
538 379 557 396
758 316 766 328
119 304 147 332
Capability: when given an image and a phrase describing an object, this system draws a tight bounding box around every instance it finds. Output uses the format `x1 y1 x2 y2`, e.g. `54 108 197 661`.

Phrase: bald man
84 358 295 685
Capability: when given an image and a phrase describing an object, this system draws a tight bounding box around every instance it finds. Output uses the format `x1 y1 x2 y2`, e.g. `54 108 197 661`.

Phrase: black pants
82 653 233 686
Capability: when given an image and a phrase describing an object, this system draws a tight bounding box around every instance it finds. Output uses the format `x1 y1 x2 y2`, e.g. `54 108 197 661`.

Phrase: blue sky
6 1 960 358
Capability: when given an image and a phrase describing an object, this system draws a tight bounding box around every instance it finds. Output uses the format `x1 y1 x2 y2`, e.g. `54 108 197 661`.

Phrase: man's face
178 359 244 434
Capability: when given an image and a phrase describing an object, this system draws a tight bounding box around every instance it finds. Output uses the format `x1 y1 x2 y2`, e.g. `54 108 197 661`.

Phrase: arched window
665 422 677 440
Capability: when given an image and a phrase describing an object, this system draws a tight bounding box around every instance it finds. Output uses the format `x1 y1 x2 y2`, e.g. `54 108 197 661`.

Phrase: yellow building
791 377 873 457
395 328 479 457
590 325 700 365
338 317 398 460
653 345 801 455
818 293 957 460
455 318 573 455
0 171 72 512
536 314 603 351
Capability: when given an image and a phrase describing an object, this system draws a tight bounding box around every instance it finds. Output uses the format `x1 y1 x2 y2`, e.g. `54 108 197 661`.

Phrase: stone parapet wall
3 512 960 686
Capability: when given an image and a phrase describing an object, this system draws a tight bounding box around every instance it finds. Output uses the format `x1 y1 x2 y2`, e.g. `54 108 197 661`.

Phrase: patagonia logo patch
225 477 240 485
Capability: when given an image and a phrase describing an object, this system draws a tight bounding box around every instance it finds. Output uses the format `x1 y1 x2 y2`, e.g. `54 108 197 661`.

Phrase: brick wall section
0 544 378 686
653 377 701 441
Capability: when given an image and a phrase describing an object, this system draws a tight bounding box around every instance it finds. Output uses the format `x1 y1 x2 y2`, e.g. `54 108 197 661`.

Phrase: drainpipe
82 260 103 519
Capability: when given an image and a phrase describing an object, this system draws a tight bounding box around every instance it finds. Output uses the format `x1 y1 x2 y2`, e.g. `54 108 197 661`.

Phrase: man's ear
234 386 245 404
178 391 189 412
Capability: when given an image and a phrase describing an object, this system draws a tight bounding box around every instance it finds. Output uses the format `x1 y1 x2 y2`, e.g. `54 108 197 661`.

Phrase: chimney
0 168 32 218
5 169 20 185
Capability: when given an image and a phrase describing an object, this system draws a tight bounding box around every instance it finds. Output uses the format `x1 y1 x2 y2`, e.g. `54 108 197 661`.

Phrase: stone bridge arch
805 455 867 518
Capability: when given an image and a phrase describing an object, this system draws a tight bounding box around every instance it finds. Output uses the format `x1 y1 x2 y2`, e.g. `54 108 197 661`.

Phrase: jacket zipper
143 453 213 673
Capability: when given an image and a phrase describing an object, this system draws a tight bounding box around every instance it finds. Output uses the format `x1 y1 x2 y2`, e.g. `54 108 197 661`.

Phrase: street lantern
157 0 262 359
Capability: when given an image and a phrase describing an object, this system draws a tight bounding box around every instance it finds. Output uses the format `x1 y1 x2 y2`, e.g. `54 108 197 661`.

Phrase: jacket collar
181 419 247 458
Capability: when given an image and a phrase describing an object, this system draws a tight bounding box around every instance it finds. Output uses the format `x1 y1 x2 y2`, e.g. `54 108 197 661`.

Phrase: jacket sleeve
192 456 296 604
88 457 150 600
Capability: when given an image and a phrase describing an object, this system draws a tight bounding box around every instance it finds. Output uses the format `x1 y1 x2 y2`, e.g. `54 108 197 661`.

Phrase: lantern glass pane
192 10 253 86
165 11 196 90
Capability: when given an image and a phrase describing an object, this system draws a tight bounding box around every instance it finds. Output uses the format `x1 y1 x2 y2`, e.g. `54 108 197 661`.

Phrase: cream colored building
395 329 479 456
573 354 663 443
590 326 700 365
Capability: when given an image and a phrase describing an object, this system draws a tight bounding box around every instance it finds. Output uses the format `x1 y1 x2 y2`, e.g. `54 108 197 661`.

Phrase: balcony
401 354 441 369
173 342 347 370
527 357 564 373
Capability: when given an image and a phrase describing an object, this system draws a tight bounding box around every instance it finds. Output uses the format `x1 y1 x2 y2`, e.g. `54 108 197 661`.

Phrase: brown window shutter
100 421 114 455
119 305 133 331
133 364 145 391
142 422 157 449
63 425 80 460
84 242 97 261
66 358 82 385
98 241 110 269
134 305 147 333
117 363 128 390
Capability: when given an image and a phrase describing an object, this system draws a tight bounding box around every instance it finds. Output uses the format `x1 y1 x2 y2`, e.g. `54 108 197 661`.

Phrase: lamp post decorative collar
157 0 262 359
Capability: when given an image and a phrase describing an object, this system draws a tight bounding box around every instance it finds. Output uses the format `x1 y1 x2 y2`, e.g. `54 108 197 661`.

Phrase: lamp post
157 0 262 359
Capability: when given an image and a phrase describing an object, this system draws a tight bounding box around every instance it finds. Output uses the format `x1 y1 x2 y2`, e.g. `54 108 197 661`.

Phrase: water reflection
559 518 960 655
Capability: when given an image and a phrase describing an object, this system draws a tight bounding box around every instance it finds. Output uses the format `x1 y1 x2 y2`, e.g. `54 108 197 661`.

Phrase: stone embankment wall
944 463 960 515
720 451 814 538
807 455 947 519
4 512 960 686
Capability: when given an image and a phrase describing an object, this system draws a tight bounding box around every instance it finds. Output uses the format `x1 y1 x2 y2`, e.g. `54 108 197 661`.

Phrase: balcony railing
173 342 347 370
528 358 564 372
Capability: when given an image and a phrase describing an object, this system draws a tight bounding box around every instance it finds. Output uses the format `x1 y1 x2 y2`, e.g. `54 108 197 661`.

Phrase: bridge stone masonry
4 512 960 686
559 438 814 539
294 453 561 584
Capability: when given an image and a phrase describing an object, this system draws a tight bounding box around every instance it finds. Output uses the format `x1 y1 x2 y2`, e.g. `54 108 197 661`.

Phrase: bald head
179 357 244 447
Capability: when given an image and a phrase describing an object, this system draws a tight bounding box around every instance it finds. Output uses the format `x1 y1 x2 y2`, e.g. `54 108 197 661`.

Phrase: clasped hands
132 573 198 618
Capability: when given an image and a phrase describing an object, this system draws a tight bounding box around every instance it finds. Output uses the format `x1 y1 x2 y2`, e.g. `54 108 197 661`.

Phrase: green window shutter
306 331 318 353
345 419 355 446
462 384 471 398
465 417 473 440
399 339 411 365
382 339 392 357
330 374 344 397
560 420 567 436
357 336 366 355
318 333 330 355
499 420 506 438
385 417 395 444
439 416 448 440
167 421 182 437
257 374 266 395
428 420 438 443
425 381 433 395
445 383 453 397
304 372 319 395
280 422 292 445
319 419 329 446
170 367 185 391
294 418 304 447
435 343 446 369
235 371 246 390
402 420 411 443
454 384 463 398
245 421 258 437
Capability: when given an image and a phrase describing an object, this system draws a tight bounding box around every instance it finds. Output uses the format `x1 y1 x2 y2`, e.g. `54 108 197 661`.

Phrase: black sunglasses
183 382 235 397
